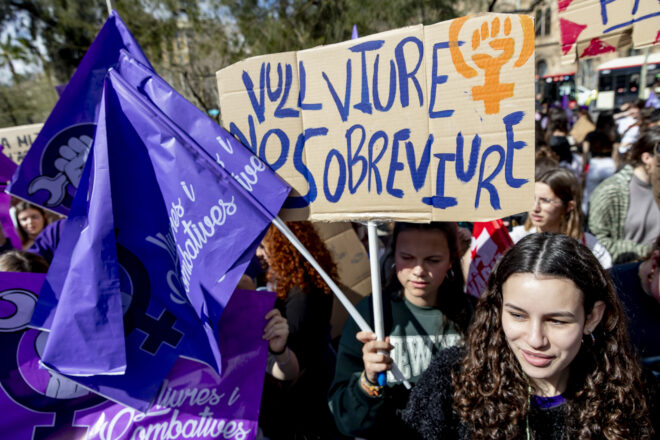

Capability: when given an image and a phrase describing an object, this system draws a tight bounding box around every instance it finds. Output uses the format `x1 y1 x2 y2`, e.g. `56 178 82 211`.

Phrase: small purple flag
7 11 152 215
31 67 289 411
352 24 359 40
0 277 275 440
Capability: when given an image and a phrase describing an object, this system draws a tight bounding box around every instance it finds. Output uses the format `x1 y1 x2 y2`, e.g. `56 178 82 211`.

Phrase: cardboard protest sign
217 13 535 222
314 222 371 338
559 0 660 62
0 123 43 164
0 272 274 440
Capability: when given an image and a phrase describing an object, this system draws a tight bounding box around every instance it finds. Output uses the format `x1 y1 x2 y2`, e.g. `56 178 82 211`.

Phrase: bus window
600 74 613 91
630 73 639 93
616 75 626 93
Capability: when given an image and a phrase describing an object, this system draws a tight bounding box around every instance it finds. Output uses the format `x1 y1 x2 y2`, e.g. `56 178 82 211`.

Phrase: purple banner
0 275 274 440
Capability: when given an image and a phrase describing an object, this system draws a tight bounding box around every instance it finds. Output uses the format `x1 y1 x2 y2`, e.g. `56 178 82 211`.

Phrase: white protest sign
0 123 43 164
217 13 535 222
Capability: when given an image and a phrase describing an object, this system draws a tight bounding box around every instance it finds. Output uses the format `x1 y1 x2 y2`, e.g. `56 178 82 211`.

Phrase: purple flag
0 190 21 250
7 11 152 215
0 146 21 249
352 24 359 39
0 276 275 440
31 68 289 410
0 145 17 182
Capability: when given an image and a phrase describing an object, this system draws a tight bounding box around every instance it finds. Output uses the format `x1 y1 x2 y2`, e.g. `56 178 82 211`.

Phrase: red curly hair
262 221 338 299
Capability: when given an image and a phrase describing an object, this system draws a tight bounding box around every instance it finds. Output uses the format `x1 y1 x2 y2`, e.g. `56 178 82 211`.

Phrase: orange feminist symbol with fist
449 15 534 114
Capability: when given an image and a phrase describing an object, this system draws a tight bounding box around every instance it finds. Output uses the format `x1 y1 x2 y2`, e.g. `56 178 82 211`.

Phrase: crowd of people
1 96 659 439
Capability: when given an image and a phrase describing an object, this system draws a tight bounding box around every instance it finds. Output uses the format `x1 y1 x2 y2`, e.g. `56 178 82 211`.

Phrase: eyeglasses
533 196 562 207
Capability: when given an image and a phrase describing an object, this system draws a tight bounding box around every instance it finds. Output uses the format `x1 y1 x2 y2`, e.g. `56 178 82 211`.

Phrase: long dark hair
453 233 654 439
381 222 473 335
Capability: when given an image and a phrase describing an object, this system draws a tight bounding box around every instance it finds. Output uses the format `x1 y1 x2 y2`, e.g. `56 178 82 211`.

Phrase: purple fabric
114 51 290 219
0 190 21 250
29 67 288 411
0 274 275 440
352 24 359 39
27 218 66 263
0 145 17 182
531 394 566 409
7 11 152 216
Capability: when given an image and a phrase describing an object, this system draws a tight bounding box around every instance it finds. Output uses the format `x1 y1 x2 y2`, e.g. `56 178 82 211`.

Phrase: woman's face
17 208 45 239
529 182 567 233
395 229 452 307
501 273 604 396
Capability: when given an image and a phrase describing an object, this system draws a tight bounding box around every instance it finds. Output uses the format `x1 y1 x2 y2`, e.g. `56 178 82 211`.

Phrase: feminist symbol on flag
27 123 95 208
0 287 104 439
116 244 184 356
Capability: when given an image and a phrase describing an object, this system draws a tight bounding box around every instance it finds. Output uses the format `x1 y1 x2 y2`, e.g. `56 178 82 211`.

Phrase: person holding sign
402 233 658 439
329 222 474 438
510 168 611 268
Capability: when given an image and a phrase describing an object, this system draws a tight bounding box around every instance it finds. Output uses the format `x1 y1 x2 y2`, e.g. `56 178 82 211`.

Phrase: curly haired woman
403 233 658 439
256 221 339 440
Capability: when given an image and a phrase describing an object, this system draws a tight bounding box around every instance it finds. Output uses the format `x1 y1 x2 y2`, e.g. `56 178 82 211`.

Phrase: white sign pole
367 221 387 386
272 216 410 388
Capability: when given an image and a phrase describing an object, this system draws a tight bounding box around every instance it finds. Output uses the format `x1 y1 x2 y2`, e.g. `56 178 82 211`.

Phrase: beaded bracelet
360 371 383 398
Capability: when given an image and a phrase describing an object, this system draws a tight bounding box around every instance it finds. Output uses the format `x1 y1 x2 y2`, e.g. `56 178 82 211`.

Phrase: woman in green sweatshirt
328 222 474 439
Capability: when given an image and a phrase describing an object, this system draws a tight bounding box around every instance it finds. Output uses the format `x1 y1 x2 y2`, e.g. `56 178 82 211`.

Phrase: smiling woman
402 233 658 440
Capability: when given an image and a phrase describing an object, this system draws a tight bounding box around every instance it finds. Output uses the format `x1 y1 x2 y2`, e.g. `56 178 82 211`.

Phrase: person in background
0 223 13 255
589 126 660 264
329 222 474 439
616 99 645 163
402 233 658 439
546 109 580 176
510 168 611 268
0 249 49 273
15 202 48 250
534 146 559 179
257 221 339 440
609 235 660 376
236 273 301 385
581 129 616 216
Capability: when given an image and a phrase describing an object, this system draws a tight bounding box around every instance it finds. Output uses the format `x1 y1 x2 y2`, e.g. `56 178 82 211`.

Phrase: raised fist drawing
449 15 534 114
54 135 92 188
28 134 92 207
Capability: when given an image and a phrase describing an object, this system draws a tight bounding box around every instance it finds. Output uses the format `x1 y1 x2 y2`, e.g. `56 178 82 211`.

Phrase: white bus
595 53 660 110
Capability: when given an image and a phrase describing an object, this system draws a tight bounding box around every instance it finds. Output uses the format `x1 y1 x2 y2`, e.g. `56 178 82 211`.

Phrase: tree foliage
0 0 460 127
221 0 458 60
